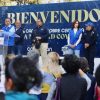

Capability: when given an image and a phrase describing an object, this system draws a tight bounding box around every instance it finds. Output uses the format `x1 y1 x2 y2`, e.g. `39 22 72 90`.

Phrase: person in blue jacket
5 56 43 100
2 18 15 54
67 20 83 57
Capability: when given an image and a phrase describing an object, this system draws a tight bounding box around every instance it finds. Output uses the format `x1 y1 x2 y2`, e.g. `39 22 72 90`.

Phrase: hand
0 30 3 32
69 44 76 49
79 69 85 77
85 43 89 48
36 37 42 40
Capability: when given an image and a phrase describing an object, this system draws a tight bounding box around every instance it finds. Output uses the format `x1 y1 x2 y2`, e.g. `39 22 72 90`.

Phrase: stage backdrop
0 1 100 56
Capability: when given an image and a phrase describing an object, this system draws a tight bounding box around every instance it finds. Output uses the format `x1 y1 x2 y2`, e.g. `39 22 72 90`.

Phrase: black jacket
31 26 49 43
82 29 97 48
15 27 24 45
60 74 87 100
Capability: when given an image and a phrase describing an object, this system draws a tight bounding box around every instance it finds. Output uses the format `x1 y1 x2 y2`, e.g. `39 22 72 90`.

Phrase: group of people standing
0 18 49 66
0 18 23 56
0 17 98 100
0 18 97 74
67 20 97 74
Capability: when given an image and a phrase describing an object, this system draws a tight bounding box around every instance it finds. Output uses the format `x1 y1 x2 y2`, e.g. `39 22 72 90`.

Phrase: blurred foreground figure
47 54 87 100
5 56 42 100
95 65 100 100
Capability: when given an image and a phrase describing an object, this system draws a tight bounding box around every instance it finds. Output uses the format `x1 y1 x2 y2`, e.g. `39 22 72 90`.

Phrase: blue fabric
69 28 82 50
2 25 14 46
43 72 55 86
6 91 39 100
40 93 48 100
13 45 22 55
84 73 96 100
85 22 94 27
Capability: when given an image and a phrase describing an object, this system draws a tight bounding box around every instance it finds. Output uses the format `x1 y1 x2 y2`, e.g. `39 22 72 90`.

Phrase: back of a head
5 56 42 92
95 65 100 86
79 57 89 73
48 52 59 64
62 54 80 74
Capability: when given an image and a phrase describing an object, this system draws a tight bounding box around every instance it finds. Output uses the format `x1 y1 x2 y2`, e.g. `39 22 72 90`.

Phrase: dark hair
95 65 100 86
5 18 11 21
5 56 42 92
72 20 80 29
37 18 43 23
62 54 80 74
79 57 89 73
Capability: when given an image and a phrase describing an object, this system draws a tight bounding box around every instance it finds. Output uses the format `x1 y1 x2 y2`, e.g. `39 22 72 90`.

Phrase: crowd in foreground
0 50 100 100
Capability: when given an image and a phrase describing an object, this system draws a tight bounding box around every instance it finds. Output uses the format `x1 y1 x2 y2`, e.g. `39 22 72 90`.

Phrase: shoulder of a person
41 66 50 73
10 25 15 28
19 26 23 30
41 26 47 30
87 73 94 78
40 27 45 31
68 29 73 34
69 28 73 32
2 26 5 29
92 29 97 34
33 27 38 31
18 27 24 33
78 28 83 32
82 30 87 35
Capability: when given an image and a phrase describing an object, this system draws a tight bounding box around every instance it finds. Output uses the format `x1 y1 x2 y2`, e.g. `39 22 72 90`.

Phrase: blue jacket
6 91 39 100
69 28 82 50
2 25 15 46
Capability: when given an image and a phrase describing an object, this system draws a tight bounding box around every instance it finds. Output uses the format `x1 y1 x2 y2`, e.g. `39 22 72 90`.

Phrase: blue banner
0 1 100 56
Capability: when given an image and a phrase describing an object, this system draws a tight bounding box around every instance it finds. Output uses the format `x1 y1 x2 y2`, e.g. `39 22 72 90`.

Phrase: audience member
79 57 96 100
27 50 55 100
42 52 65 78
5 56 42 100
47 54 87 100
95 65 100 100
60 54 87 100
